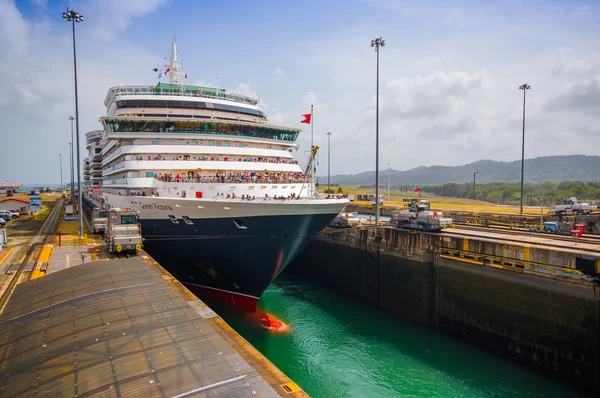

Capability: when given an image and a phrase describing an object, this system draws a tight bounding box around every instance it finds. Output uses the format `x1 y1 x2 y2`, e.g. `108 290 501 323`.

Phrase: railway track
447 224 600 253
0 196 64 313
453 223 600 245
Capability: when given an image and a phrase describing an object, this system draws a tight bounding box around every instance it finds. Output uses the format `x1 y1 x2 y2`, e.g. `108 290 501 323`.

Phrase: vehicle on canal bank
84 40 348 310
392 199 453 232
89 208 108 235
329 212 361 228
105 208 142 254
547 197 593 216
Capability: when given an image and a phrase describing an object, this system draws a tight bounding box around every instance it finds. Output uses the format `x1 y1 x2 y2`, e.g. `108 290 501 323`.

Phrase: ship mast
167 39 184 85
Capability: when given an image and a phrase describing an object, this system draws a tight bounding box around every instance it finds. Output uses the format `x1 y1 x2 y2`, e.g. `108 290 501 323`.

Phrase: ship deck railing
153 172 308 185
104 83 260 107
132 156 299 165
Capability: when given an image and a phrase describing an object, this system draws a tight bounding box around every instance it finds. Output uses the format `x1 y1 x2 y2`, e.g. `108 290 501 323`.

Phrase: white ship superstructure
83 129 103 189
90 41 348 310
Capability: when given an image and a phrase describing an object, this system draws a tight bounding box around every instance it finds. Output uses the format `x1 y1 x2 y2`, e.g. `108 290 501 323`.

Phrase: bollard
58 229 62 247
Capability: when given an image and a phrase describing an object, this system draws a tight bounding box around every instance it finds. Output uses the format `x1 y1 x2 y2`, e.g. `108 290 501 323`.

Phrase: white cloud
74 0 167 40
231 83 258 99
269 112 285 125
1 0 599 183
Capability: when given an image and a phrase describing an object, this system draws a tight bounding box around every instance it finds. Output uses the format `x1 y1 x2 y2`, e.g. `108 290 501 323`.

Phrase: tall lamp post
59 154 63 192
63 8 84 237
327 132 332 195
473 170 478 203
519 83 530 214
371 36 385 226
68 116 75 202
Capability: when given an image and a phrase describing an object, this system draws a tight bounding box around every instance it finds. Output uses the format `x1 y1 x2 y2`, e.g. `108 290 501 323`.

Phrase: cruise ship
85 41 348 310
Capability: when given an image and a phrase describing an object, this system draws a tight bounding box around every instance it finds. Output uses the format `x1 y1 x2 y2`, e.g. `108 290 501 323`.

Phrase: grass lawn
57 221 84 235
337 186 546 215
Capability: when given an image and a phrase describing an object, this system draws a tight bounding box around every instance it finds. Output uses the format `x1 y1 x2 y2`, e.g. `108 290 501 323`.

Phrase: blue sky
1 0 599 184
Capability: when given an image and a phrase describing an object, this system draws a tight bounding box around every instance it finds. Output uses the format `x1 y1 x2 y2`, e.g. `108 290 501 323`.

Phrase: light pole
63 8 84 237
371 36 385 226
69 116 75 202
327 132 331 195
59 154 63 192
539 185 544 228
519 83 530 214
473 170 478 203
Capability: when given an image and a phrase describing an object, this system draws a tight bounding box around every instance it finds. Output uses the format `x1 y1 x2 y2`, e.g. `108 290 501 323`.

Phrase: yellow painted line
440 254 483 266
523 246 531 262
31 244 53 280
40 244 53 263
281 382 302 393
30 270 44 280
0 247 15 265
462 238 469 252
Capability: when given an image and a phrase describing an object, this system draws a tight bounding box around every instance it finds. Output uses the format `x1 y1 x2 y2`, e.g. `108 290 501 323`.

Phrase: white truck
547 197 593 216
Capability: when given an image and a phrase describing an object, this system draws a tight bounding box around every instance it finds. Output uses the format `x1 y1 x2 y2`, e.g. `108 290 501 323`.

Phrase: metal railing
105 84 260 106
435 246 594 281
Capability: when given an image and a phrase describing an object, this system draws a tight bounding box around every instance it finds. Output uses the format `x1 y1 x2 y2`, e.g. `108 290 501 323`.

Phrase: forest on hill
415 181 600 206
325 155 600 185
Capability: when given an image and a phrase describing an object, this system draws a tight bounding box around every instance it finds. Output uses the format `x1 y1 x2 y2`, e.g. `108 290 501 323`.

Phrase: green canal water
206 274 587 398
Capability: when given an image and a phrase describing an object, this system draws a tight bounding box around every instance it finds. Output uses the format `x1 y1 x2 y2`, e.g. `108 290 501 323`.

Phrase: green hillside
324 155 600 185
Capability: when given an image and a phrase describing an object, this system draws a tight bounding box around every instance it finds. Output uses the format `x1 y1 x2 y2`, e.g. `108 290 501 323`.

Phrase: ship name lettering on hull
140 203 174 211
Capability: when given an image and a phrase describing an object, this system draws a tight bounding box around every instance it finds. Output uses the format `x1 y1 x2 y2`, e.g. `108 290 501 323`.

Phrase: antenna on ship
153 38 187 84
169 39 179 84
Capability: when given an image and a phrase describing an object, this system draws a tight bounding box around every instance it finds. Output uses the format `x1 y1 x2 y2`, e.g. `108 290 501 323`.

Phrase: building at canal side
0 198 31 213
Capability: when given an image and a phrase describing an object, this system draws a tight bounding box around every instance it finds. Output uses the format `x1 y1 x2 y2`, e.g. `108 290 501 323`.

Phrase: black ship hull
140 212 338 310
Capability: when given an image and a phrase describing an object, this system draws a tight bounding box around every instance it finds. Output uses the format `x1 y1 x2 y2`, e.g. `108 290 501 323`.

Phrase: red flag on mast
301 113 311 124
414 187 421 192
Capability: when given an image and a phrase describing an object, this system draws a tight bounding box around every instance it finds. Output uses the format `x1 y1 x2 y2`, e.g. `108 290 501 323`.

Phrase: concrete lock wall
452 238 577 269
287 228 435 326
435 256 599 392
287 227 600 392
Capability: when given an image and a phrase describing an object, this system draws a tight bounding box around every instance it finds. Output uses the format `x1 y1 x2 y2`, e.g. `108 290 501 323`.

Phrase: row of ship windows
130 156 298 164
145 141 273 148
104 120 300 142
115 99 266 118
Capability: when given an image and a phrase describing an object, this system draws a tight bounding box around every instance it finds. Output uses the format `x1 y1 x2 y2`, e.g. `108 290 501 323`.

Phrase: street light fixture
519 83 530 215
59 154 63 192
63 8 84 237
68 116 75 202
473 170 478 203
327 132 332 195
371 36 385 226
